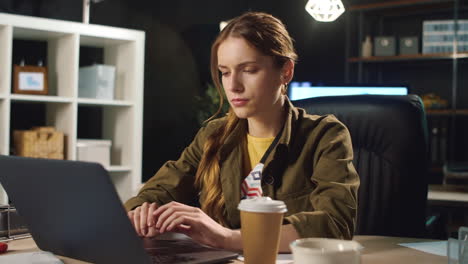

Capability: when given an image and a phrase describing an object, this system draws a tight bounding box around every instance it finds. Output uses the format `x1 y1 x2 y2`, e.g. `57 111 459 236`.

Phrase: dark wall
2 0 465 182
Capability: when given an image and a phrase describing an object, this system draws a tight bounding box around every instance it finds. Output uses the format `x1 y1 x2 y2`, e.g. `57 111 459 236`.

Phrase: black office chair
294 95 429 237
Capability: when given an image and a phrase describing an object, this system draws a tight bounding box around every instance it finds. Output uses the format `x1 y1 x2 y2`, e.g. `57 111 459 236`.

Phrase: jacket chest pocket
274 168 315 200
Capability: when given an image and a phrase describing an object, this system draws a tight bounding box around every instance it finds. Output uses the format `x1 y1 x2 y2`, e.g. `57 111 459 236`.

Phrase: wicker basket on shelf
13 127 64 159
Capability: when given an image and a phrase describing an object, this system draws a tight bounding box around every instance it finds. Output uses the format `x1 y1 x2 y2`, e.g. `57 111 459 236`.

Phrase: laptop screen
289 82 409 101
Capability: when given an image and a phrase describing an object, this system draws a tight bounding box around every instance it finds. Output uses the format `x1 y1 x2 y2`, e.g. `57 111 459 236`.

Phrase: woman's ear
281 59 295 84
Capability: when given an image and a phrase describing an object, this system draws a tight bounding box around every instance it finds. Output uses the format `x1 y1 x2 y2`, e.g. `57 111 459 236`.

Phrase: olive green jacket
125 100 359 239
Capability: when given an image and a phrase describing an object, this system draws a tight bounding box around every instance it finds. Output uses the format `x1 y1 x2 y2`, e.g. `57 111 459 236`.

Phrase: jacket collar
265 97 298 164
220 97 299 161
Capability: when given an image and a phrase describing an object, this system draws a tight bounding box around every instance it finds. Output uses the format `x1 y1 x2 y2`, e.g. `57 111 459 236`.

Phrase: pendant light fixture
305 0 346 22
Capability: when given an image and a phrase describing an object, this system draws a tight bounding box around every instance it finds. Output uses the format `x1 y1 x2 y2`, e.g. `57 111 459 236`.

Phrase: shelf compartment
77 98 133 107
77 105 135 166
12 31 78 98
105 107 134 165
79 34 144 103
349 52 468 63
10 101 76 160
10 94 73 103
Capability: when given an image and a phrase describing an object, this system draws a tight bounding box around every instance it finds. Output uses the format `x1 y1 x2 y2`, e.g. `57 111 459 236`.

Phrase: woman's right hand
128 202 160 237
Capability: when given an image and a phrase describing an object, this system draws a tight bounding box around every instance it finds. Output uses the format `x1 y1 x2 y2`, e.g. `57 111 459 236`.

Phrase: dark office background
1 0 467 182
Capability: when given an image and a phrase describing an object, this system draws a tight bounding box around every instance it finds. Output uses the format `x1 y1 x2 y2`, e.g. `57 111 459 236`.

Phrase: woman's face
217 36 284 120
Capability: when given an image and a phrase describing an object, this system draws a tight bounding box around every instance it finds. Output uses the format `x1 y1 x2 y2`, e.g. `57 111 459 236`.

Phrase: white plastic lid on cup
237 197 287 213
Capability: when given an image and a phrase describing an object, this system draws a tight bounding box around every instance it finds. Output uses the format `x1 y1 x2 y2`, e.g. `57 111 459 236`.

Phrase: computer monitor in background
288 82 409 101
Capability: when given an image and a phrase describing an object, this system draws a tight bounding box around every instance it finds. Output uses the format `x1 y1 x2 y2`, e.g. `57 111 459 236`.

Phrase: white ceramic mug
290 238 362 264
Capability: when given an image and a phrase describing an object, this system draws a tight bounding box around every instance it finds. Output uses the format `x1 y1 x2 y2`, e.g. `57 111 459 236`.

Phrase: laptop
0 155 238 264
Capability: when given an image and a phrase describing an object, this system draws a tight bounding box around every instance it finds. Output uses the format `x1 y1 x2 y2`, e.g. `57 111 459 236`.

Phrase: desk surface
2 235 446 264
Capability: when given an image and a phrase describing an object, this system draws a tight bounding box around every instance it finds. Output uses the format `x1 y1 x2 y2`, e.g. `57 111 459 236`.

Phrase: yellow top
246 133 275 169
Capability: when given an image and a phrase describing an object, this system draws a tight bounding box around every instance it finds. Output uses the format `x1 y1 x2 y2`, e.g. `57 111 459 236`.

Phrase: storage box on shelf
77 139 111 167
13 126 64 159
374 36 396 56
422 19 468 54
78 64 116 100
0 12 145 204
400 36 419 55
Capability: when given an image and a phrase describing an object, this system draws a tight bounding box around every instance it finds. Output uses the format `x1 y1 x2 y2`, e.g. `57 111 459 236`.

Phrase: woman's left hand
152 201 234 249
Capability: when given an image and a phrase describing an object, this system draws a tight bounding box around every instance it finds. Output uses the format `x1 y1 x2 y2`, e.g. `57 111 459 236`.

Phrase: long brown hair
195 12 298 226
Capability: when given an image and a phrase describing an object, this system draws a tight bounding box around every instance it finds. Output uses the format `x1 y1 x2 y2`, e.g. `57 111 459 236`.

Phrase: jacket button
264 176 274 185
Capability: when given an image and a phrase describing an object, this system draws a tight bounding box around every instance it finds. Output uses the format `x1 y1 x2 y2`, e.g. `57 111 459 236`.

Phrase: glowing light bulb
305 0 345 22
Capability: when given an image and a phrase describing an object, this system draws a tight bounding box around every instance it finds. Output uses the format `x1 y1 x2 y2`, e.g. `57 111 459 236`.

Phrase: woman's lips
231 98 249 107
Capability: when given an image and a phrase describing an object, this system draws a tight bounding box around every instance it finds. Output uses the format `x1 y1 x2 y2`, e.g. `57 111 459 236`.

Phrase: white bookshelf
0 13 145 204
77 98 133 106
107 166 132 172
11 94 74 103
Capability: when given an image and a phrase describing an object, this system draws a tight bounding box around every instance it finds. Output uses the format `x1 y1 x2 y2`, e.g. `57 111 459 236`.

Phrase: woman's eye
243 68 258 73
220 72 230 76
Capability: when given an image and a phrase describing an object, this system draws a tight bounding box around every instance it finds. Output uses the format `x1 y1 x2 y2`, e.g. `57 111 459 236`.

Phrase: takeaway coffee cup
290 238 362 264
238 197 287 264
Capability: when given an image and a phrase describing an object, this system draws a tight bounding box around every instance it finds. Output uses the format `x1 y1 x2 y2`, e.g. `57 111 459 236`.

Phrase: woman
125 11 359 252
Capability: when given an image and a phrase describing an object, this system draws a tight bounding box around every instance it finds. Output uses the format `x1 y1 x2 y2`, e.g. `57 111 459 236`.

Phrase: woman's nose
227 73 244 93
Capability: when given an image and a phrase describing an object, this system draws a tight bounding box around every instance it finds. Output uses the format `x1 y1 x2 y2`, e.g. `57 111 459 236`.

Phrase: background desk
428 184 468 205
3 235 445 263
427 184 468 238
351 236 445 264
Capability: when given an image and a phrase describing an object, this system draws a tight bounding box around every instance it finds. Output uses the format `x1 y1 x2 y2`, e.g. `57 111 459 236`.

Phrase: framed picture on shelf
13 65 48 95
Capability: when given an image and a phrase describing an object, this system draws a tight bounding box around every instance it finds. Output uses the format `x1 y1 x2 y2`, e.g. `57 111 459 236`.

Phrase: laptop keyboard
150 254 196 263
144 237 237 264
